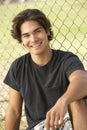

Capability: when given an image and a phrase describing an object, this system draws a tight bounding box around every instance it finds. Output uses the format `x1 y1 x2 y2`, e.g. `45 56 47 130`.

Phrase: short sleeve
4 60 20 91
64 53 84 78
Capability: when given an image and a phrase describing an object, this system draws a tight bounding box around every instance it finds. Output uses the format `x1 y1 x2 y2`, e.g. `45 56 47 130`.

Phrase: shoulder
53 49 84 71
8 53 31 74
14 53 30 63
53 49 76 59
11 53 30 68
53 49 73 54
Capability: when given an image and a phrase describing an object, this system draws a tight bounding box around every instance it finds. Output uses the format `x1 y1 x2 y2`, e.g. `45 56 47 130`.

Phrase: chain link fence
0 0 87 130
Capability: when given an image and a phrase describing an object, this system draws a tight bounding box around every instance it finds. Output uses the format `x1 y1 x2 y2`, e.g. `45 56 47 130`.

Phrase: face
20 20 50 57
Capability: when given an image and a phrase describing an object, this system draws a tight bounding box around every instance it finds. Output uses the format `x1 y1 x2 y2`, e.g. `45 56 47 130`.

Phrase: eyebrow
34 26 43 32
21 26 43 36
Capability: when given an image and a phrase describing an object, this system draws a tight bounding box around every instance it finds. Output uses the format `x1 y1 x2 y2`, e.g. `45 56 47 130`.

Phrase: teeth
32 43 41 48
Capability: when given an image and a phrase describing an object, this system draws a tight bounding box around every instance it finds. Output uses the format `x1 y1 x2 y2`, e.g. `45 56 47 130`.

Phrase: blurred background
0 0 87 130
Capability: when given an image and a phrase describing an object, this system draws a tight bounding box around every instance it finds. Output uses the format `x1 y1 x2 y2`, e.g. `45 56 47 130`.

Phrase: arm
5 87 23 130
45 70 87 130
62 70 87 104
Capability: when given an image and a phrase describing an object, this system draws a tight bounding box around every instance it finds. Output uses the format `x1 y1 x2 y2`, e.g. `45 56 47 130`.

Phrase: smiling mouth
30 42 42 49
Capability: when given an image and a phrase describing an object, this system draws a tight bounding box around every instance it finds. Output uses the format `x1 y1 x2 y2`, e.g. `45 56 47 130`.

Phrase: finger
59 115 64 125
50 111 55 127
54 115 64 129
54 115 60 129
45 112 50 130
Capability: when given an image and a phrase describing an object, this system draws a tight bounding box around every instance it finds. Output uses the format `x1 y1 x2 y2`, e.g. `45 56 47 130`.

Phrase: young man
4 9 87 130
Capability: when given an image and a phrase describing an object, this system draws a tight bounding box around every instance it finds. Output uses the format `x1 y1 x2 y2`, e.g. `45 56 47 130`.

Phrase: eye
23 34 30 38
37 29 41 32
36 29 42 33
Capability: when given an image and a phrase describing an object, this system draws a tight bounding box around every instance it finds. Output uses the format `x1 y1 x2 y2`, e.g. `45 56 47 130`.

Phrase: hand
45 97 68 130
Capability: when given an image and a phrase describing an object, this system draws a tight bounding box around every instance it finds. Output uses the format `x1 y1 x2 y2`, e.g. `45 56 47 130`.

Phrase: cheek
43 34 49 43
40 33 48 41
22 43 30 51
22 38 29 46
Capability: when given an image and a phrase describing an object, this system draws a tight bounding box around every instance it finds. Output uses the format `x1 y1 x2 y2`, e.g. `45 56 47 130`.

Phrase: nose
30 34 36 43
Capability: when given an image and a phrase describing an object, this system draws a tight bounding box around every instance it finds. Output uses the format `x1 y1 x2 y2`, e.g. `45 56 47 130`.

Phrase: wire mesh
0 0 87 130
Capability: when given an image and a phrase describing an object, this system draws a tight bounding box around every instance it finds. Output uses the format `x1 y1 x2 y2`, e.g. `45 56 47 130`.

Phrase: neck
31 49 52 66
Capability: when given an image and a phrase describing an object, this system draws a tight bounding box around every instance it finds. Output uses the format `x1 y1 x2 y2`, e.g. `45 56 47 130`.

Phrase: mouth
30 42 42 49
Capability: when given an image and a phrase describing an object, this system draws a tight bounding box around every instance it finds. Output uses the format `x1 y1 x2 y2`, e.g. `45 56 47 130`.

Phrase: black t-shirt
4 49 84 130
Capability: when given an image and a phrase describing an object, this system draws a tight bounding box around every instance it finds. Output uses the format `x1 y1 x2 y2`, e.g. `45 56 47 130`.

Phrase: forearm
61 76 87 105
45 71 87 129
5 108 21 130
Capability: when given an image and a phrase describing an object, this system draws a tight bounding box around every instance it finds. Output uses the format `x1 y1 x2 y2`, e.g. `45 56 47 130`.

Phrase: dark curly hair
11 9 53 43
